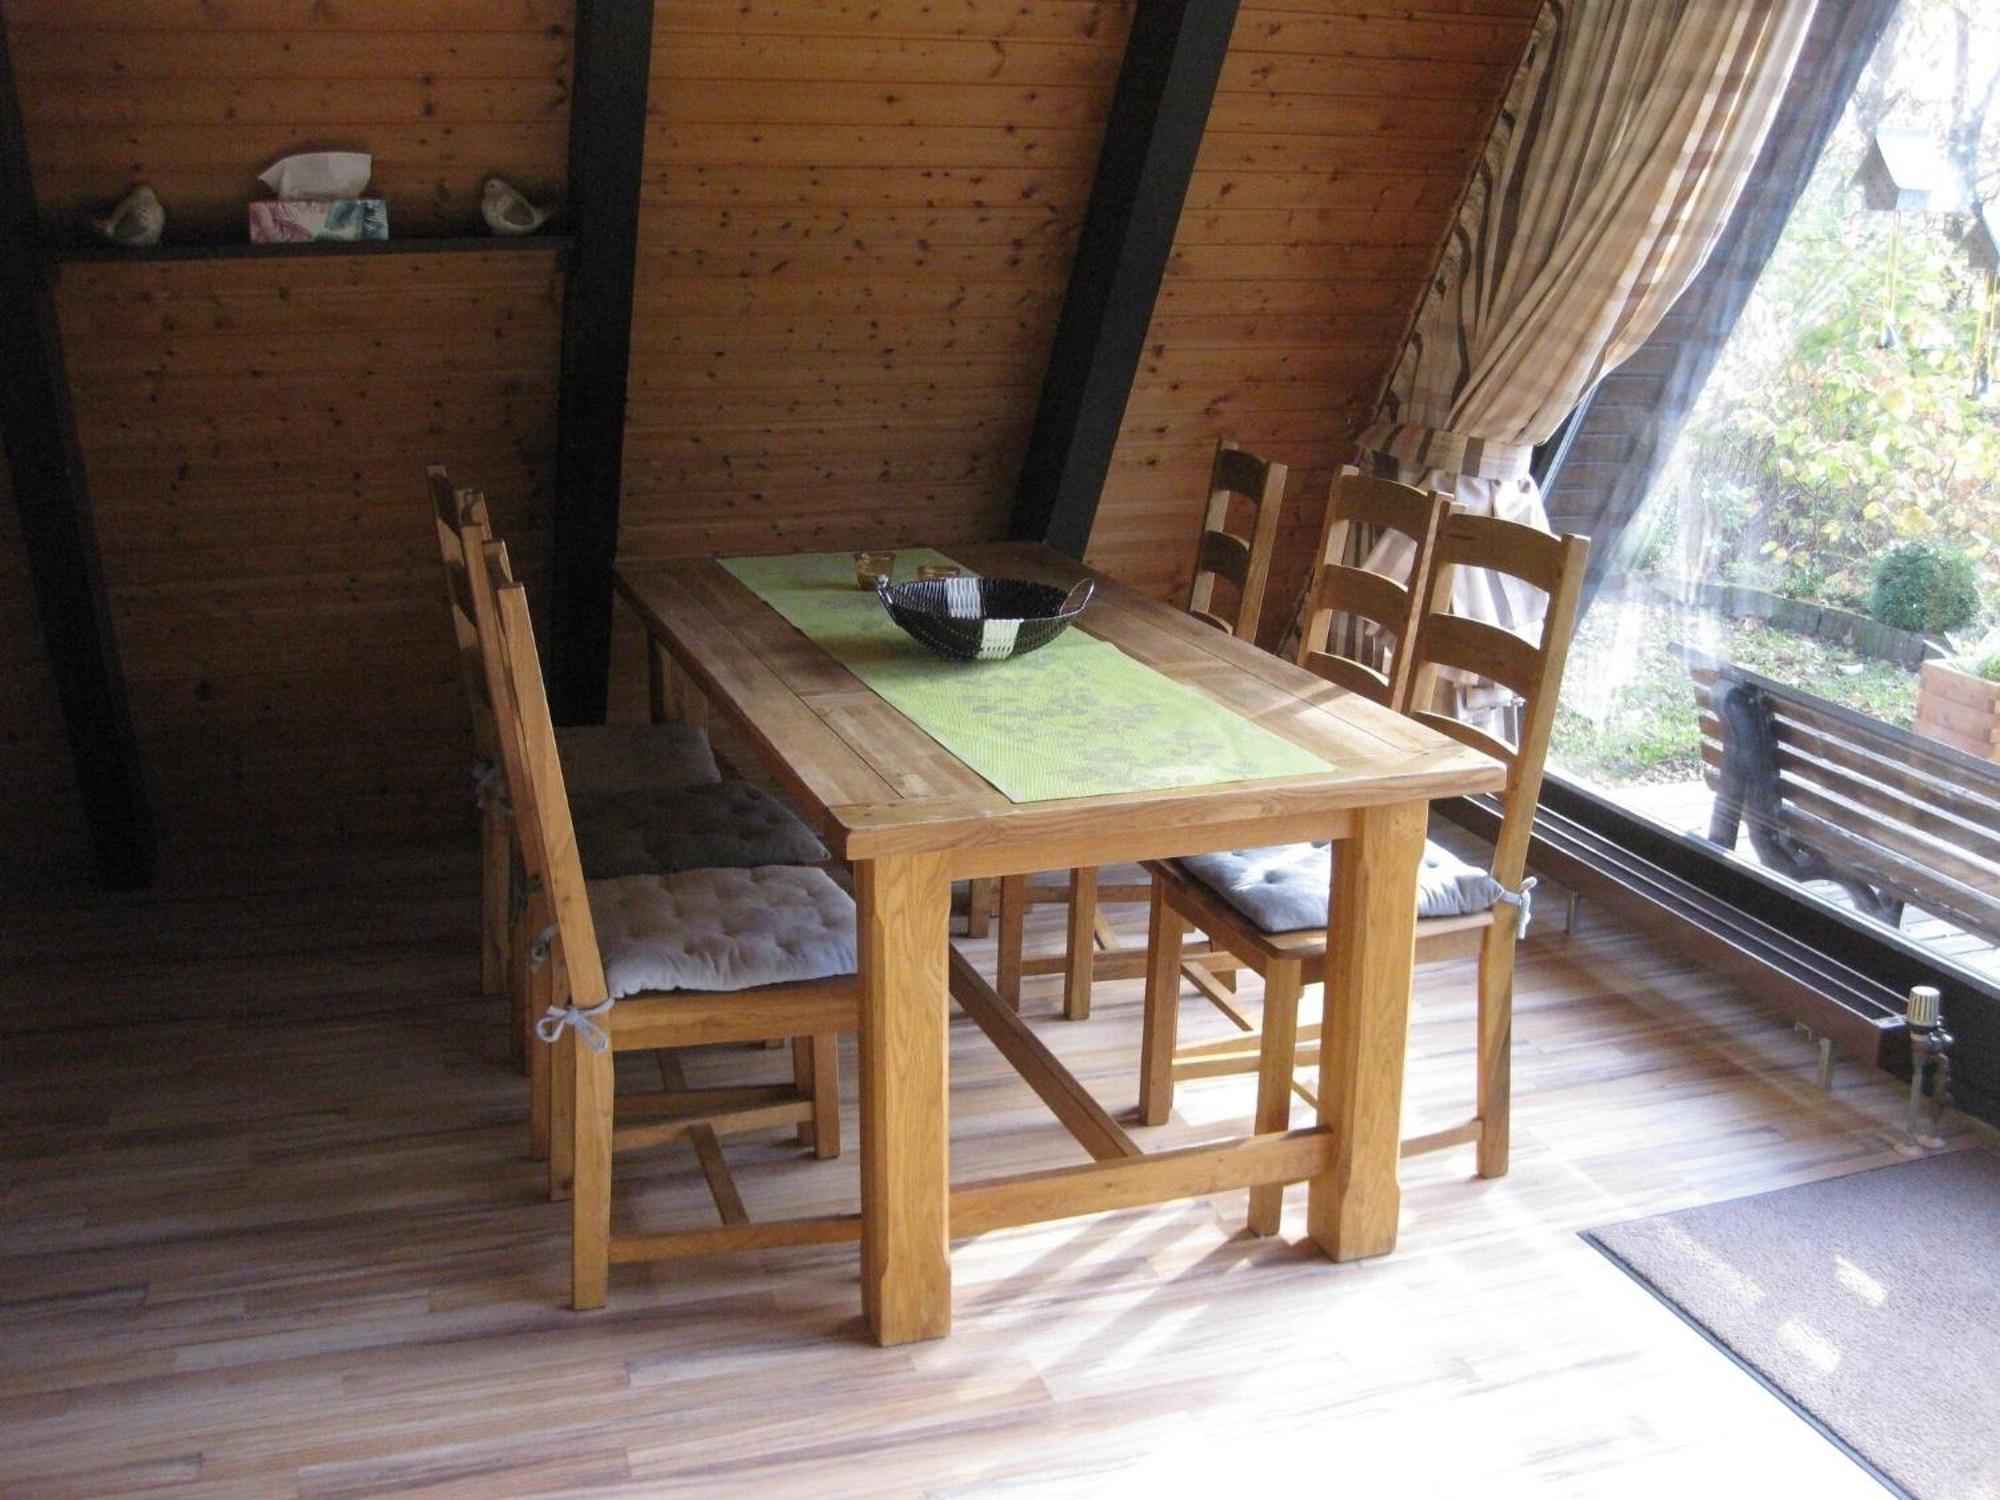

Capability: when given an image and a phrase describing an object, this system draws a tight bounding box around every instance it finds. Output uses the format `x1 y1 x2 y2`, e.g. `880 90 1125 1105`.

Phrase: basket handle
1060 578 1095 615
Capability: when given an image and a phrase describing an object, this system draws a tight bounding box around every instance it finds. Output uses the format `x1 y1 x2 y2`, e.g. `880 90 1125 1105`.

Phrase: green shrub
1971 652 2000 684
1870 541 1982 634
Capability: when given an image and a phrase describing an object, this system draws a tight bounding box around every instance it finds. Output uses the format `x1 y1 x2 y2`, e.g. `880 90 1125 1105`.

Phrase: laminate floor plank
0 845 1985 1497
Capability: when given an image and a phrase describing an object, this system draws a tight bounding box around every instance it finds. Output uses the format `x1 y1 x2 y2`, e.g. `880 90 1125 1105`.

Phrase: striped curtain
1354 0 1817 666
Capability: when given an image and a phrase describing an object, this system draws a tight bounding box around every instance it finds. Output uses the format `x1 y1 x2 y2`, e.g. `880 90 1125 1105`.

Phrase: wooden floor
1 845 1988 1499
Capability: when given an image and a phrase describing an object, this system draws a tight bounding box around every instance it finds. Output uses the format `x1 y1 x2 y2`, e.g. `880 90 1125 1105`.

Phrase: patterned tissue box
247 199 389 244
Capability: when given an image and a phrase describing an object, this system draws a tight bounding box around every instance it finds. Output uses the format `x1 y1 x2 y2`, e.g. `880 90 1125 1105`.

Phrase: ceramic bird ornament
91 184 165 248
481 177 552 237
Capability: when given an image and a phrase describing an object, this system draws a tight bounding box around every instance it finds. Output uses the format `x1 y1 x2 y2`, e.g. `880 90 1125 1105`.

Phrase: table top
614 542 1505 874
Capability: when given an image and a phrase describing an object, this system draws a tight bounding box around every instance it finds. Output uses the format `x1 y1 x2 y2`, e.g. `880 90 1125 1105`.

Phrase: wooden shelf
47 234 571 266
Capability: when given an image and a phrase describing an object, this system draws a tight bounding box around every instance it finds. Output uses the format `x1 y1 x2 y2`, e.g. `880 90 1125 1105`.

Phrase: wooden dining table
613 541 1505 1346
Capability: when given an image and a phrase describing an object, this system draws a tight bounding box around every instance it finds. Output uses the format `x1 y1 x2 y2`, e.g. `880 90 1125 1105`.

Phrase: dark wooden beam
0 21 155 888
1010 0 1240 558
548 0 655 725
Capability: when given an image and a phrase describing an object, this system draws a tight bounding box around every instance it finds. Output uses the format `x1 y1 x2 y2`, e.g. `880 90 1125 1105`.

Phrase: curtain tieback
1355 421 1536 483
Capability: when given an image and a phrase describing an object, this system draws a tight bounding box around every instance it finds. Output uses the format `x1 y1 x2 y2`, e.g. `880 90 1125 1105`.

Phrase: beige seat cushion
589 865 856 999
553 723 718 798
574 780 828 880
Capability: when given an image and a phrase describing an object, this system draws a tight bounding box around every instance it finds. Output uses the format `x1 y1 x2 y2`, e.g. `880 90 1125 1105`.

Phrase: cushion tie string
535 997 615 1053
1493 876 1537 938
471 758 512 816
527 922 559 971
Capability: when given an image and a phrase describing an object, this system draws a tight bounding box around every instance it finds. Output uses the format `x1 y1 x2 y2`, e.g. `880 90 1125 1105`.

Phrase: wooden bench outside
1691 654 2000 946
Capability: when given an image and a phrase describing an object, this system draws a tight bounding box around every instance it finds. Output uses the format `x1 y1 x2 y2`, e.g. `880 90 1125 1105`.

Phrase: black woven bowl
875 575 1094 661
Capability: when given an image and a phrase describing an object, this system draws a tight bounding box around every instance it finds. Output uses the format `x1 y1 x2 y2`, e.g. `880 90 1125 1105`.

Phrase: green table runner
722 549 1333 803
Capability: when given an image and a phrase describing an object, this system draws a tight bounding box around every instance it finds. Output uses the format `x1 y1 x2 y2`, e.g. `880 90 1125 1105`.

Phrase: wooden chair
480 546 858 1310
429 465 726 1064
1295 469 1452 708
991 440 1289 1020
1138 512 1589 1227
429 467 517 1010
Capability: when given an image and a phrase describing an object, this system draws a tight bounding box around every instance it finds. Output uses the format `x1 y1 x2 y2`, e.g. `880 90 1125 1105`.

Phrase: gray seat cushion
554 722 719 798
1181 838 1505 935
574 779 829 880
588 865 856 998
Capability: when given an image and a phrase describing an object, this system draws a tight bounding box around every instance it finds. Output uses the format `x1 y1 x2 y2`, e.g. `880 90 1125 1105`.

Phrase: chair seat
574 780 828 880
589 865 856 1000
1180 838 1504 935
554 722 719 798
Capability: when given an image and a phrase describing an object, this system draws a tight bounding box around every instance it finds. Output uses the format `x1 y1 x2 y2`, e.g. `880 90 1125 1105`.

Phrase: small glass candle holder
916 563 962 582
854 549 896 589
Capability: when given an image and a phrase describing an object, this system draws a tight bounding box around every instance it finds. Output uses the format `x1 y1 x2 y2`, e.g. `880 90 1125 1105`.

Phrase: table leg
856 850 954 1344
1306 799 1426 1261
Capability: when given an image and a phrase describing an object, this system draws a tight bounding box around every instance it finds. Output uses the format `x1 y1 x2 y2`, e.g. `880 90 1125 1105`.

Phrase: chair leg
527 952 553 1162
791 1036 815 1148
571 1032 615 1311
1247 959 1303 1235
548 971 575 1202
808 1033 841 1160
1476 922 1516 1179
1062 866 1098 1022
508 866 532 1077
1139 881 1186 1126
997 875 1028 1009
480 802 509 1000
965 878 995 939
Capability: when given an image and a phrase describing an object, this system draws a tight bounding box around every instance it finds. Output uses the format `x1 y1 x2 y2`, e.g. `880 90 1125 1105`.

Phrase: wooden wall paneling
5 0 573 244
53 249 565 866
1011 0 1244 558
1088 0 1543 642
1 16 154 888
615 0 1136 595
548 0 654 725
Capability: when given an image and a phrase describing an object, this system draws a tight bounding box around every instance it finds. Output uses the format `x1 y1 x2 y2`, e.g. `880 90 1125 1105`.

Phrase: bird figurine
481 177 552 237
90 184 165 248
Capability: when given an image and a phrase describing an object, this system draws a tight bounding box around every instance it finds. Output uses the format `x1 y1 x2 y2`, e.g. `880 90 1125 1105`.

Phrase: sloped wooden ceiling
3 0 1535 873
616 0 1539 643
1091 0 1543 639
617 1 1134 566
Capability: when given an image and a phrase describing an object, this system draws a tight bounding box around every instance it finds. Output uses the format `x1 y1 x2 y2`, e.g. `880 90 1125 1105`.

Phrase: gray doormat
1585 1149 2000 1500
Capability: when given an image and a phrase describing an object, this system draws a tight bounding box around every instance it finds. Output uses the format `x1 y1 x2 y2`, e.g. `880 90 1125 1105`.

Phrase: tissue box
247 199 389 244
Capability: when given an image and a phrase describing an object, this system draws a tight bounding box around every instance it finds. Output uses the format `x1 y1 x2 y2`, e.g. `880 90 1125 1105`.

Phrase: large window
1547 0 2000 984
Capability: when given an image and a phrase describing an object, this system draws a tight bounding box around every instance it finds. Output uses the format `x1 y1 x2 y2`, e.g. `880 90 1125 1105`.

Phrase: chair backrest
1187 440 1287 641
1295 471 1451 710
429 465 500 759
1405 515 1590 887
472 535 611 1012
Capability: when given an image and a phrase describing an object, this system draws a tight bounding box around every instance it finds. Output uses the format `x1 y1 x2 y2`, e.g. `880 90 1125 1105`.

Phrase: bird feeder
1855 129 1952 350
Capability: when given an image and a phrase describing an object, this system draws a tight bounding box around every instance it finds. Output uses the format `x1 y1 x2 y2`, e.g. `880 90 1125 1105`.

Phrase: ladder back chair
428 468 514 1010
464 528 832 1176
482 550 859 1310
428 466 727 1044
992 440 1289 1021
1297 470 1453 708
1137 512 1588 1231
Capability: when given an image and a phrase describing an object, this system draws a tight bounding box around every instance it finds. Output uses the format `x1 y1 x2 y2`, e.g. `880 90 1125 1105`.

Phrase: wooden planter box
1915 660 2000 761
